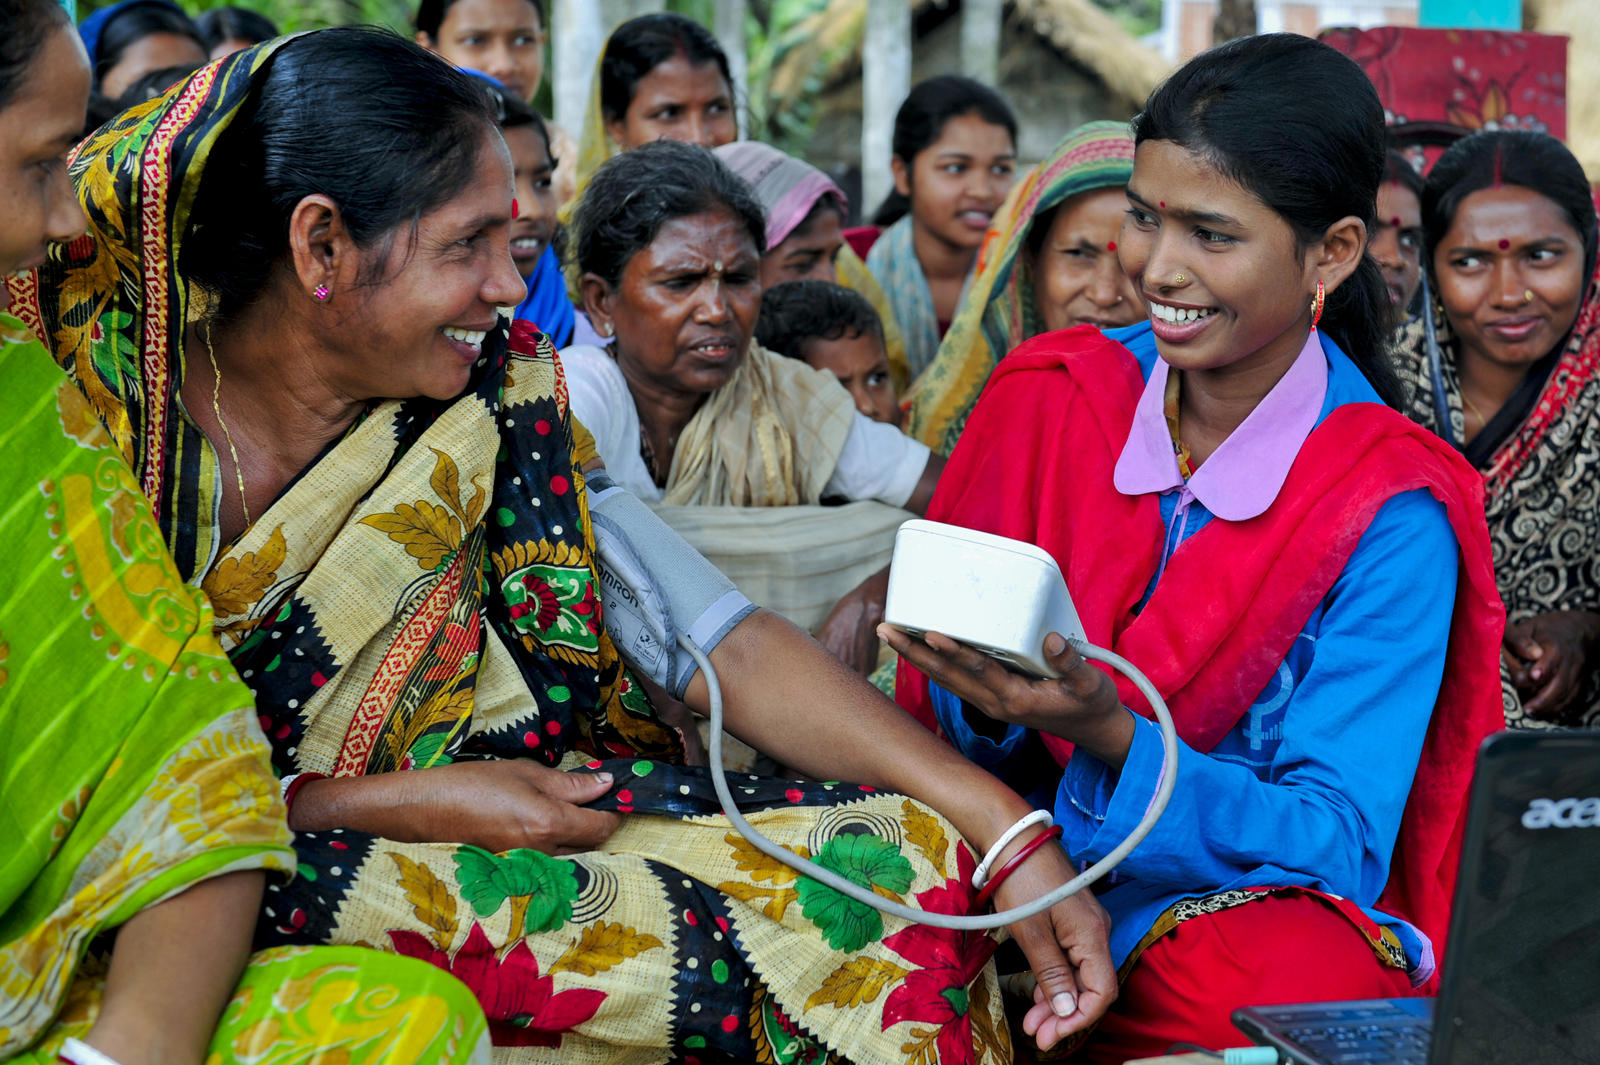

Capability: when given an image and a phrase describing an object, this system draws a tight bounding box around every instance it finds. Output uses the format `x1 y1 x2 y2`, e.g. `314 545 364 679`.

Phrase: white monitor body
884 519 1086 678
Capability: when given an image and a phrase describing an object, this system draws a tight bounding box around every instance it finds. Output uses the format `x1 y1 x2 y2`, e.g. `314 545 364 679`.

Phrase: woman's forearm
86 871 264 1065
683 609 1033 851
289 771 411 836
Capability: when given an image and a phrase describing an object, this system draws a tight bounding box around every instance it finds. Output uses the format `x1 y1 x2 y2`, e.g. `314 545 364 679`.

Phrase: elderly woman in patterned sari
11 27 1120 1063
1392 130 1600 727
1 6 489 1065
906 122 1143 455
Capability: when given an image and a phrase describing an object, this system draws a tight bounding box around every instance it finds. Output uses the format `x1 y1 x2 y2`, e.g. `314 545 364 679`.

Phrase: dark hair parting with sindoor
0 0 72 110
415 0 546 39
1133 32 1403 407
1422 129 1598 289
572 139 765 289
599 12 733 125
1383 149 1424 202
757 280 886 359
182 27 498 322
872 74 1018 228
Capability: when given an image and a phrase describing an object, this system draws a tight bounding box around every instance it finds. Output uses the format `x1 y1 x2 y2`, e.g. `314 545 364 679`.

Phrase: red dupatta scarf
895 325 1505 967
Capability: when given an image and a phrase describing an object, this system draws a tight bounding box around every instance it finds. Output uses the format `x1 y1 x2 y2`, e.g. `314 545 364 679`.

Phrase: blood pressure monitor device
687 515 1176 930
884 519 1086 677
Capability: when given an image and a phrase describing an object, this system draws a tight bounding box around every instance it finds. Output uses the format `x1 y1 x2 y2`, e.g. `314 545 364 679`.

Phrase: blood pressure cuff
586 471 757 698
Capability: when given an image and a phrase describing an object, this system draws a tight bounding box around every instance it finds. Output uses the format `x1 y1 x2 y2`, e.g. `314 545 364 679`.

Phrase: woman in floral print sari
10 27 1117 1064
1 6 490 1065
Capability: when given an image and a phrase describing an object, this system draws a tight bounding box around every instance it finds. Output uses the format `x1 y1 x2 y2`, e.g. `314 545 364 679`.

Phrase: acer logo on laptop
1521 796 1600 828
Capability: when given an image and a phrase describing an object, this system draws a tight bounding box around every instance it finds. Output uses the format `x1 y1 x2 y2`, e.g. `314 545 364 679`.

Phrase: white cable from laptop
683 636 1176 929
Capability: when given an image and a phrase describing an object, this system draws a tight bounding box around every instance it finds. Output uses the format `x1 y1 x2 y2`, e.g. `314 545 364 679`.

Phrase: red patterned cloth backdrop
1321 26 1568 174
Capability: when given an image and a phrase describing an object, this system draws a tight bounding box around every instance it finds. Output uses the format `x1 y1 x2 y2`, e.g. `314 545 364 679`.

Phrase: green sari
0 315 490 1063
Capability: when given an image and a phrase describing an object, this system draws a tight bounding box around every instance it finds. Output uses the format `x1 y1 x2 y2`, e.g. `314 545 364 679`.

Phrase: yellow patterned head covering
905 121 1136 453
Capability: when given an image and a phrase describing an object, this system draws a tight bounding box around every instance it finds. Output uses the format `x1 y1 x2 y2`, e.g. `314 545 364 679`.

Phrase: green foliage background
71 0 1163 160
74 0 844 156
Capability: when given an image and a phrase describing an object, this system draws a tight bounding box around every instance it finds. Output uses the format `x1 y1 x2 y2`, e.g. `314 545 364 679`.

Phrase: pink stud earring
313 285 330 301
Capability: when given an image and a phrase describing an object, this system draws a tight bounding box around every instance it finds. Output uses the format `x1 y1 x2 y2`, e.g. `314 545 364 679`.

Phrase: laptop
1232 729 1600 1065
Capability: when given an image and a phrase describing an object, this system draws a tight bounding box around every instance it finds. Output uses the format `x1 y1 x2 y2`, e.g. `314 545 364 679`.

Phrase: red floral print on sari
516 573 563 633
880 848 997 1065
389 921 605 1047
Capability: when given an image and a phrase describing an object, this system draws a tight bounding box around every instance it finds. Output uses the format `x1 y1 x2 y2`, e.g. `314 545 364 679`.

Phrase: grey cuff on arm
586 470 758 699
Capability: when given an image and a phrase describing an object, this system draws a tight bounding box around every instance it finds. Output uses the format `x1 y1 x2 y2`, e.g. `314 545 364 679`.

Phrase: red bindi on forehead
1499 238 1511 249
1390 217 1401 227
1107 240 1117 252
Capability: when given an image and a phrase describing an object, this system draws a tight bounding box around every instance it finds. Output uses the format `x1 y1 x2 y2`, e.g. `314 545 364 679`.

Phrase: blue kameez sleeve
930 682 1030 772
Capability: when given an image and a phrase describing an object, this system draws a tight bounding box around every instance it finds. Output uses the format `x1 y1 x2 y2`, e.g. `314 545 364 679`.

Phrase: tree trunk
1212 0 1257 44
961 0 1003 86
715 0 749 136
863 0 913 217
553 0 607 137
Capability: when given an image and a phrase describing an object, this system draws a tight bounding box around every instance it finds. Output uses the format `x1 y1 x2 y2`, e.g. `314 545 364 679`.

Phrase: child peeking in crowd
477 78 575 345
757 280 903 428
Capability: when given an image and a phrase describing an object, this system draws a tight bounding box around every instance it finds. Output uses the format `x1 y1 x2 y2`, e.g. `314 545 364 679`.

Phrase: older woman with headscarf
907 121 1143 454
14 28 1117 1063
715 139 913 392
563 141 944 674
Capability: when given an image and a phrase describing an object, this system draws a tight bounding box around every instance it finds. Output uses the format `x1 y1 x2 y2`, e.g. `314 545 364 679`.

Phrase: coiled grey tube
681 634 1180 930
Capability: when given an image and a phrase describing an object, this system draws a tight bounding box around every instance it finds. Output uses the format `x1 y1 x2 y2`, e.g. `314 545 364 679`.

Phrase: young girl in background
416 0 578 202
863 75 1017 379
576 13 738 193
479 79 573 345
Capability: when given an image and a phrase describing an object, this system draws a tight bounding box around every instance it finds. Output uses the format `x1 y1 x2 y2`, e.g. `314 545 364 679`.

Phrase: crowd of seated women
1 2 1595 1065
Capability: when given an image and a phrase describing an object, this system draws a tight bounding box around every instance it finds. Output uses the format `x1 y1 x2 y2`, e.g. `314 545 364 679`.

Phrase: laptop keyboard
1283 1019 1430 1065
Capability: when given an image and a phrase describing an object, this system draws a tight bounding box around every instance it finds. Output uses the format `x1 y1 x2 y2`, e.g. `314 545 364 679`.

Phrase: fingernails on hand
595 772 613 786
1051 992 1076 1017
1045 633 1067 656
875 624 890 641
1532 668 1543 680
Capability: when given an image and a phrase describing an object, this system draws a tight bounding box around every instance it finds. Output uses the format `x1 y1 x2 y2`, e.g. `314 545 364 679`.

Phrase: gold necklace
203 321 252 527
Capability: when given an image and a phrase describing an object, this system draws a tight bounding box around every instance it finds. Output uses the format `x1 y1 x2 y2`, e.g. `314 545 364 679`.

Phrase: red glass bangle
283 771 328 814
974 825 1064 909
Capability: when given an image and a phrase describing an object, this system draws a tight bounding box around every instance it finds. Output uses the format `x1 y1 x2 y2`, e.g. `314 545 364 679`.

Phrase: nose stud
1173 272 1187 285
1524 289 1535 304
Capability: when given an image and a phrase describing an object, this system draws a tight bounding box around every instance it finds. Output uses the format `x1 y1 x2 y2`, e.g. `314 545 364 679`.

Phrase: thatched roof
1010 0 1171 110
1525 0 1598 181
771 0 1170 112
